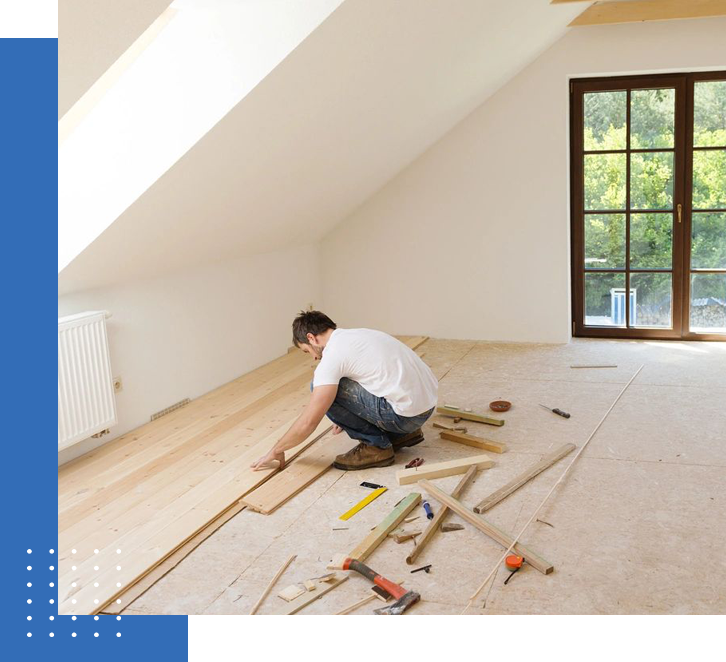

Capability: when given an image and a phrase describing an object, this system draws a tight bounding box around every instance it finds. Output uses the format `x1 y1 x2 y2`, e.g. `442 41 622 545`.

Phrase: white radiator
58 311 117 451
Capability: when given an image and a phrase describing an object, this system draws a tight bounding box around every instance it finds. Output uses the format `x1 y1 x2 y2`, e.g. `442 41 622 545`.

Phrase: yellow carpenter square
339 487 387 520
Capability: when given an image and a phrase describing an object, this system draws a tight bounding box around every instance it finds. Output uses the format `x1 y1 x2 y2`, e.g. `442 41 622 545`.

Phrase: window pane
585 272 627 326
584 91 626 151
691 212 726 269
630 88 675 149
694 80 726 148
630 213 672 269
584 214 625 268
692 149 726 209
584 153 626 210
630 152 673 209
630 273 672 328
690 273 726 333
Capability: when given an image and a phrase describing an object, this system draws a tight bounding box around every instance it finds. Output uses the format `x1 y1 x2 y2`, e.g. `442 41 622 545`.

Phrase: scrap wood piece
250 553 297 615
441 523 464 532
285 574 348 615
396 455 493 486
240 433 351 514
473 443 576 513
418 480 554 575
390 529 421 544
339 487 388 521
406 466 476 566
349 493 421 561
436 406 504 427
570 364 617 369
439 429 507 454
278 583 306 602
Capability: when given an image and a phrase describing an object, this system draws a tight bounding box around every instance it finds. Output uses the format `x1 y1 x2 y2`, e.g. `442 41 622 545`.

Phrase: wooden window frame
570 71 726 341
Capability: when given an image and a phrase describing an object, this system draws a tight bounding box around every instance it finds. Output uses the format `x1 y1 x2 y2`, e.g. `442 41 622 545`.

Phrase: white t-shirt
312 328 438 417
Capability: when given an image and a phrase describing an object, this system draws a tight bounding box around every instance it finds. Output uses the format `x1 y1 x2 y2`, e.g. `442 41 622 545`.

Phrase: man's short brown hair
292 310 337 347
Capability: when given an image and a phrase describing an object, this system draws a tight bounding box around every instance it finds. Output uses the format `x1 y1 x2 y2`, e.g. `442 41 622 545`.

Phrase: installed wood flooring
57 337 426 614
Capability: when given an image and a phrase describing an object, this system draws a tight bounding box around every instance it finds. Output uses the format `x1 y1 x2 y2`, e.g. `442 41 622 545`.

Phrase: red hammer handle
345 559 408 600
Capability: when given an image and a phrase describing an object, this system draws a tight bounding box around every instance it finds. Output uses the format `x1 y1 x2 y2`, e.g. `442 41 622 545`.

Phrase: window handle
677 203 682 224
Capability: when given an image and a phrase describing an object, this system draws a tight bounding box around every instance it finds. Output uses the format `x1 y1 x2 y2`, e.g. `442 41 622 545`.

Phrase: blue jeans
312 378 434 449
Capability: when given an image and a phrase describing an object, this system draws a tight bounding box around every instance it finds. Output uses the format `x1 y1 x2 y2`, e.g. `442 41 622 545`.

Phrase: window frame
570 71 726 341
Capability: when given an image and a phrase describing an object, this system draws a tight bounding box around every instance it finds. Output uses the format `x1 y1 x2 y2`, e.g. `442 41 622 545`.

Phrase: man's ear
306 332 316 345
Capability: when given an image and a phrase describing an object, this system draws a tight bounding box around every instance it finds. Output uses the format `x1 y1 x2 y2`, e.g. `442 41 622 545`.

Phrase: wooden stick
250 554 296 615
439 430 507 454
462 365 644 613
337 594 376 615
570 365 617 369
436 406 504 427
396 455 493 485
406 466 476 565
473 444 576 513
349 493 421 561
418 480 554 575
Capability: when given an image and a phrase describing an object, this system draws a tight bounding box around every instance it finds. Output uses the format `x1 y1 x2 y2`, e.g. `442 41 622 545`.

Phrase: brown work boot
391 428 424 450
333 442 394 470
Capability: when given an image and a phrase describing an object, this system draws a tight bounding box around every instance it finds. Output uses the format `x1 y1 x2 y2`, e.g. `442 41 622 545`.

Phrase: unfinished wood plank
396 455 493 486
240 433 350 514
436 406 504 427
349 493 421 561
285 574 348 615
474 444 577 514
406 466 476 566
61 418 331 615
418 480 554 575
569 0 726 26
250 554 297 615
439 429 507 454
104 502 246 615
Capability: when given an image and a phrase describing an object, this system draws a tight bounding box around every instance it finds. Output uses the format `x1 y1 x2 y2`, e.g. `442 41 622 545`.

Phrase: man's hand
332 425 343 435
251 448 285 471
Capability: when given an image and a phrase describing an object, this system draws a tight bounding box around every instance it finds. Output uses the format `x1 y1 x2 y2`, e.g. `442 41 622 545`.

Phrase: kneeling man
252 311 437 471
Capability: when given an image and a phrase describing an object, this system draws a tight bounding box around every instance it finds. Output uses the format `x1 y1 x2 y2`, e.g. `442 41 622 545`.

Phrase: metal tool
360 481 384 489
422 501 434 520
405 458 424 469
539 404 571 418
410 564 432 574
329 554 420 615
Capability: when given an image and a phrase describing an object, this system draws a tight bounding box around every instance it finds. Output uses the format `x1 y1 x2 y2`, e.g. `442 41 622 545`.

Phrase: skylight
58 0 343 273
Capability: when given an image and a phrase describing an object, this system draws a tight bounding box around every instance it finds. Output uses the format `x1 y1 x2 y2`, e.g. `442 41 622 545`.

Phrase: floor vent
151 398 190 421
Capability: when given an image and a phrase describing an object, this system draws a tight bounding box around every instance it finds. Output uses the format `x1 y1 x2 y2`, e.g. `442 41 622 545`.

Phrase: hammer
329 554 420 615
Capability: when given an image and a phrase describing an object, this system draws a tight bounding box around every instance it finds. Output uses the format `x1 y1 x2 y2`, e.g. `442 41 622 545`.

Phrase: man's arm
251 384 338 470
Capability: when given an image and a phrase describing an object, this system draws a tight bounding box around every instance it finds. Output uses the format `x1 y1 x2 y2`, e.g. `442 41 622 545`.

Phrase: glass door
683 74 726 339
571 72 726 340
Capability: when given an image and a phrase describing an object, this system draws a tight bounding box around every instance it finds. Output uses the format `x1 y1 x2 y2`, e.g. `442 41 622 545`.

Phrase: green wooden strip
349 493 422 561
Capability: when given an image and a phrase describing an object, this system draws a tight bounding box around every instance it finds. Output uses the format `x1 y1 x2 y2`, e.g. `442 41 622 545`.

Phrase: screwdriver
539 404 571 418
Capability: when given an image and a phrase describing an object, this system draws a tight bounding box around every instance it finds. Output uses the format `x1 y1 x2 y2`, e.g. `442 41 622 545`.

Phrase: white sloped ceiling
58 0 584 295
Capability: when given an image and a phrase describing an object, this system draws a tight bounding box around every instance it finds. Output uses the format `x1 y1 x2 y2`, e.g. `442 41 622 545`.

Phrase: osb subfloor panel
122 338 726 616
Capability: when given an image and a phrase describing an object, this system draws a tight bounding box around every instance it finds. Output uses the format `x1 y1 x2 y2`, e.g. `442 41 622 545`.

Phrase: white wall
320 17 726 344
58 243 320 465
